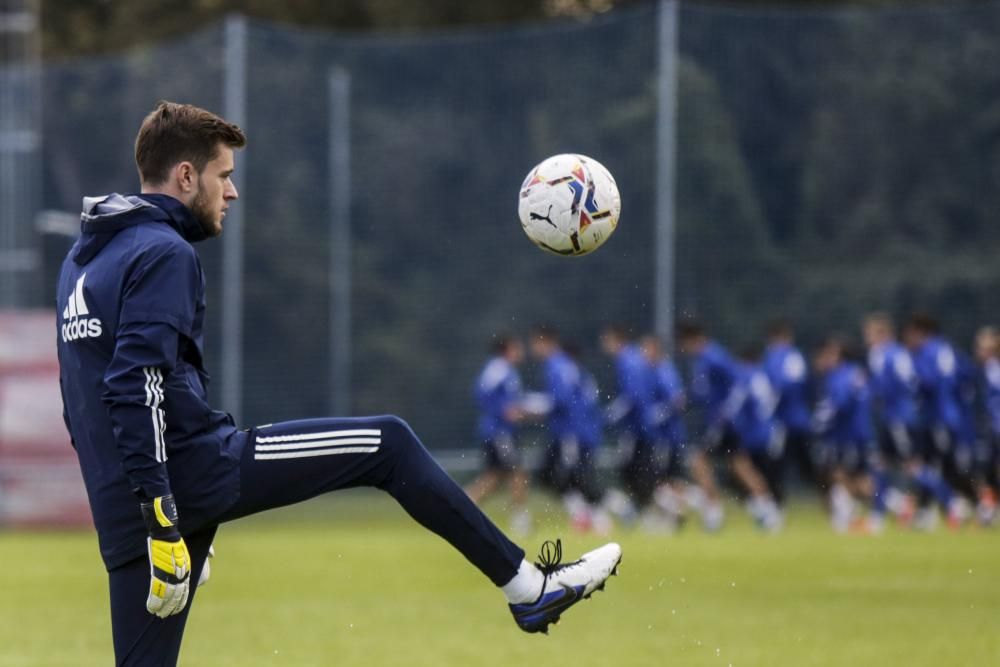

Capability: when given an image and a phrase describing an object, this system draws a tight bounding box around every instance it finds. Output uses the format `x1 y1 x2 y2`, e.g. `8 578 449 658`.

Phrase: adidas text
62 317 103 342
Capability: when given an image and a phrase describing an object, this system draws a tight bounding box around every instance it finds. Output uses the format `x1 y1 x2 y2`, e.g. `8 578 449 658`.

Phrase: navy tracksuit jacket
56 193 244 570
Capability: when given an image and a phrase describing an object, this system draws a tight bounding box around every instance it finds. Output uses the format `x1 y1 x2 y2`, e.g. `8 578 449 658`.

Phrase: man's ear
175 161 197 193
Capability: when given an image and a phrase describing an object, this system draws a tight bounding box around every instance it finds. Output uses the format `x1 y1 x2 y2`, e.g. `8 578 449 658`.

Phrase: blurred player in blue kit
55 102 621 664
728 347 784 531
975 327 1000 523
465 335 532 535
903 314 981 527
565 342 611 532
812 337 886 532
863 314 920 467
861 315 918 520
639 335 689 528
675 323 782 531
675 321 736 531
763 320 814 503
599 326 659 524
529 327 611 533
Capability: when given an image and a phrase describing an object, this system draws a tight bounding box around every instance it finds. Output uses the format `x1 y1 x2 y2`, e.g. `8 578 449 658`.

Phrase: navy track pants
109 414 525 666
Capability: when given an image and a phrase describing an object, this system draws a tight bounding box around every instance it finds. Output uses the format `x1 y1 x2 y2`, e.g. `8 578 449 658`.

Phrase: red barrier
0 310 92 527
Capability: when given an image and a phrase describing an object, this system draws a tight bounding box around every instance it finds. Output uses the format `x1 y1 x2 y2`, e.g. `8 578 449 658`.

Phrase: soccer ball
518 154 621 256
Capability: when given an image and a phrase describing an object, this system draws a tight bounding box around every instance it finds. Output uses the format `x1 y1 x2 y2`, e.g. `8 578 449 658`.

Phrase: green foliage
677 3 1000 347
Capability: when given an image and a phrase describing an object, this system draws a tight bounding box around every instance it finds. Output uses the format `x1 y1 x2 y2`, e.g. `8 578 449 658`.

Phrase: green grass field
2 491 998 666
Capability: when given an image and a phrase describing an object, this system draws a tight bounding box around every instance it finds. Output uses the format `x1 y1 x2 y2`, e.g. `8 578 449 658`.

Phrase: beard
190 180 222 238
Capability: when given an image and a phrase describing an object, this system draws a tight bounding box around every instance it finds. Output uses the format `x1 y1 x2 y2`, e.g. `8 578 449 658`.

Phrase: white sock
830 484 852 532
654 485 682 517
501 559 545 604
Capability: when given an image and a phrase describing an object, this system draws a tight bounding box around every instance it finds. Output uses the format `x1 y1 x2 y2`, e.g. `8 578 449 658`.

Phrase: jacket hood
73 193 210 264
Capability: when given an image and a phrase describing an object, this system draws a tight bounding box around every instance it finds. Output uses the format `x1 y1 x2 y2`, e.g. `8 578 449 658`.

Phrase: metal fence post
222 14 247 424
328 68 352 416
655 0 679 348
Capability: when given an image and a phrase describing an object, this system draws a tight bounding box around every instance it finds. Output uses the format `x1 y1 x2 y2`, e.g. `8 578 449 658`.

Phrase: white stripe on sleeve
143 367 167 463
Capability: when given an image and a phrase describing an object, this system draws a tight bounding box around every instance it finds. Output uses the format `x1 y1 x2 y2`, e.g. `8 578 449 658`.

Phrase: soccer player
812 337 883 532
762 320 813 502
639 335 689 528
862 313 924 524
675 320 735 531
599 325 659 521
56 102 621 664
565 341 611 533
529 329 609 533
903 314 978 527
729 346 783 531
974 326 999 523
465 335 532 535
863 314 920 463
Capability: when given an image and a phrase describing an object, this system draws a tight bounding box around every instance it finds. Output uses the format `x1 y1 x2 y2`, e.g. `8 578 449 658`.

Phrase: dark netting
236 8 659 446
41 23 228 386
33 1 1000 453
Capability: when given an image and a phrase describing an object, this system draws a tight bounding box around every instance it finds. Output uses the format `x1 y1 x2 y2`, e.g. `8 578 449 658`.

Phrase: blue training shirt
985 358 1000 437
955 350 980 447
763 342 811 433
57 193 244 570
575 369 604 450
689 341 739 430
475 356 522 441
911 336 966 440
647 357 687 447
814 361 874 448
606 344 655 438
730 362 778 452
867 341 919 428
542 351 583 440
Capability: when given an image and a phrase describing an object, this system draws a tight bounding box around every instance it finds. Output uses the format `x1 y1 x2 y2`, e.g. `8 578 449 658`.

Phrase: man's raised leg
218 415 621 632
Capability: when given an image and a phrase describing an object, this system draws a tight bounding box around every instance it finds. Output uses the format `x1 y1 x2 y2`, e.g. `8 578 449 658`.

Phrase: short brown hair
135 101 246 185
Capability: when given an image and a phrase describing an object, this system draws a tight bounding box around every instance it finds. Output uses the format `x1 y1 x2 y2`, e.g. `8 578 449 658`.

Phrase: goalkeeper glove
140 494 191 618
